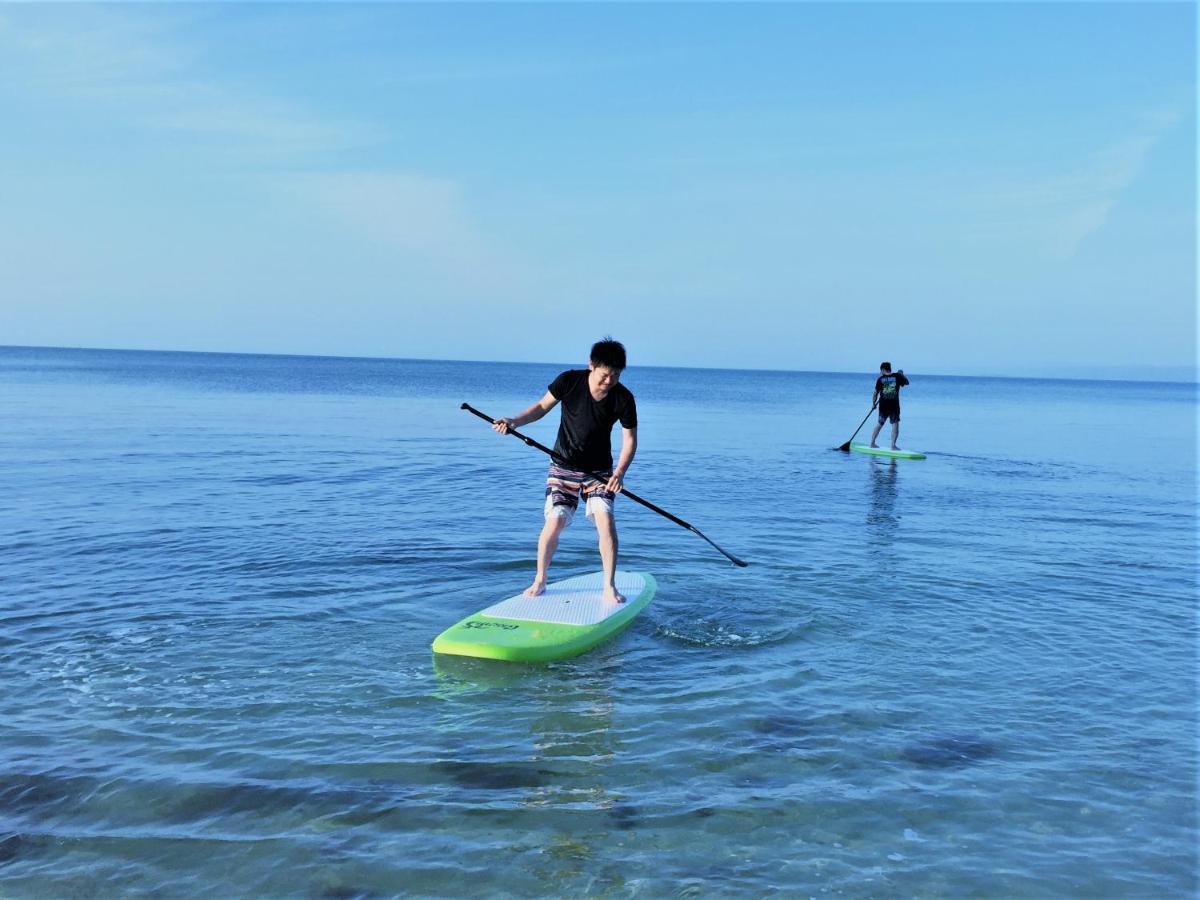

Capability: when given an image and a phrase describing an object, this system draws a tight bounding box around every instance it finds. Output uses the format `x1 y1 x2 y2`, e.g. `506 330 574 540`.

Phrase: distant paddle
837 402 878 452
461 402 748 568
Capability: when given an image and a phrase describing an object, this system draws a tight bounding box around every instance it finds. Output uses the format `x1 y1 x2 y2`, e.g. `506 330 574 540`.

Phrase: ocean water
0 345 1195 898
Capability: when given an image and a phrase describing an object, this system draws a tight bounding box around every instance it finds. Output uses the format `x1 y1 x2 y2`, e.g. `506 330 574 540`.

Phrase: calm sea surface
1 346 1196 898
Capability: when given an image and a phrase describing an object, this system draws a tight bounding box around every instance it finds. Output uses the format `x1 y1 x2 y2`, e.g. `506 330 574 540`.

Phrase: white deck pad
481 571 648 626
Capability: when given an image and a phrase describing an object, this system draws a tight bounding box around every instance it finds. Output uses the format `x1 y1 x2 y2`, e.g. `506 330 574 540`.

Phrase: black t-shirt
547 369 638 472
875 372 910 408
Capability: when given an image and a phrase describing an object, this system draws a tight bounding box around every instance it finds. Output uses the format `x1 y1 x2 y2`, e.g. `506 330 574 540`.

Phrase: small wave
232 473 310 486
900 734 1000 769
936 453 1087 480
652 615 808 650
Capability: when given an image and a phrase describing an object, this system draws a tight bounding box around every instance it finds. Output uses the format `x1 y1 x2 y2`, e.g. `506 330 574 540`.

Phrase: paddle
461 402 748 567
837 401 878 452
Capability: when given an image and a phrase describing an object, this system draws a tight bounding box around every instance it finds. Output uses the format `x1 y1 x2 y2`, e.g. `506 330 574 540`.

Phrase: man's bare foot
891 446 900 451
869 443 879 448
602 587 626 605
524 579 547 597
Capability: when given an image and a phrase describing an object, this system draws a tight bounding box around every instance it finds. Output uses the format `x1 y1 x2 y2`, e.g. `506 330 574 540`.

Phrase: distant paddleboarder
492 338 638 605
869 361 910 451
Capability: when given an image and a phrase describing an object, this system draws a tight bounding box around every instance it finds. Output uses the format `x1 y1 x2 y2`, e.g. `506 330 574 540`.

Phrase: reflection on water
432 653 540 694
431 651 619 805
866 456 899 527
431 653 625 892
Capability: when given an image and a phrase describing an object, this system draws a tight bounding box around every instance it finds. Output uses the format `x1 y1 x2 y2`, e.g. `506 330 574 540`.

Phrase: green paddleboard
850 442 927 460
432 571 657 663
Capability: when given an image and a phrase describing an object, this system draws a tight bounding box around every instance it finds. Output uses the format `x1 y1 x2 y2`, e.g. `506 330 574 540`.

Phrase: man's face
588 364 621 397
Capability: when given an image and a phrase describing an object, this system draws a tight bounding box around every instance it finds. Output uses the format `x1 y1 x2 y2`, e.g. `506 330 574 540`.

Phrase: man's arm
606 427 638 493
493 391 558 434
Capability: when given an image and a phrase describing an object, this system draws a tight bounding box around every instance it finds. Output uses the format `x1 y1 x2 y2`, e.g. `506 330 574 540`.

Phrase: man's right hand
492 417 515 434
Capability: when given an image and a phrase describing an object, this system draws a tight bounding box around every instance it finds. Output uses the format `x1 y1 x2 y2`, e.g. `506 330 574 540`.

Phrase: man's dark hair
591 338 627 371
880 361 892 372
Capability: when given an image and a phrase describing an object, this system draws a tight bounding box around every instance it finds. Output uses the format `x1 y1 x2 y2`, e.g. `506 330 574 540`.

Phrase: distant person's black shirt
547 369 637 471
875 372 910 412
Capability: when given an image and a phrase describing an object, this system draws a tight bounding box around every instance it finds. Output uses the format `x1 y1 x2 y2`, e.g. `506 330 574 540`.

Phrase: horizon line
1 343 1196 386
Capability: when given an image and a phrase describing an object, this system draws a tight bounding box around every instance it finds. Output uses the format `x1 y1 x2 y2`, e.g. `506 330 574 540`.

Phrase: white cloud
968 109 1184 260
0 6 379 158
0 7 189 91
282 171 536 296
290 172 481 260
0 7 538 307
151 88 380 156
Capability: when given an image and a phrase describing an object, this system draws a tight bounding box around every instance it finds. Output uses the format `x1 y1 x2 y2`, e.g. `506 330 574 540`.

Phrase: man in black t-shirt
869 361 911 451
493 339 638 604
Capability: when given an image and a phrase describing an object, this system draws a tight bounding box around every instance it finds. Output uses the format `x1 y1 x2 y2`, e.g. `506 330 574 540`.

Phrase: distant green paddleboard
850 442 927 460
432 571 657 663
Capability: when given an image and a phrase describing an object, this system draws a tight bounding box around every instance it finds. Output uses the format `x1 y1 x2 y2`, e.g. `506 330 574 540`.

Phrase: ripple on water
899 734 1001 769
651 613 811 650
2 352 1196 898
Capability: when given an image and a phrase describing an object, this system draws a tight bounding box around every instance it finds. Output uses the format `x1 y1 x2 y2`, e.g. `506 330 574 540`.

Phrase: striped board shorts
544 463 616 522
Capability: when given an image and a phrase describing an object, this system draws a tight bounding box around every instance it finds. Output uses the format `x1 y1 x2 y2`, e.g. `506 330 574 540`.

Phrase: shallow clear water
1 346 1195 897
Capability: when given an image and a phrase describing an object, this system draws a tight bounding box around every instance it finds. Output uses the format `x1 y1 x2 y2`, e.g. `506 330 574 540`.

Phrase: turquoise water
1 346 1195 897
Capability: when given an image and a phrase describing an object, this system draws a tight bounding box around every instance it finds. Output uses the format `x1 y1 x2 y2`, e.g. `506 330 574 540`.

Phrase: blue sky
0 3 1194 378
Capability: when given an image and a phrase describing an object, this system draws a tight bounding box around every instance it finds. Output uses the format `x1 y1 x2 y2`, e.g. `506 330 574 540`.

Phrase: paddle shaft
461 402 748 567
838 401 879 452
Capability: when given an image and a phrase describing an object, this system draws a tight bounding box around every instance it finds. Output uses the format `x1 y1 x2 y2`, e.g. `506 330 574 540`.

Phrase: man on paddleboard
492 338 638 605
869 361 910 451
